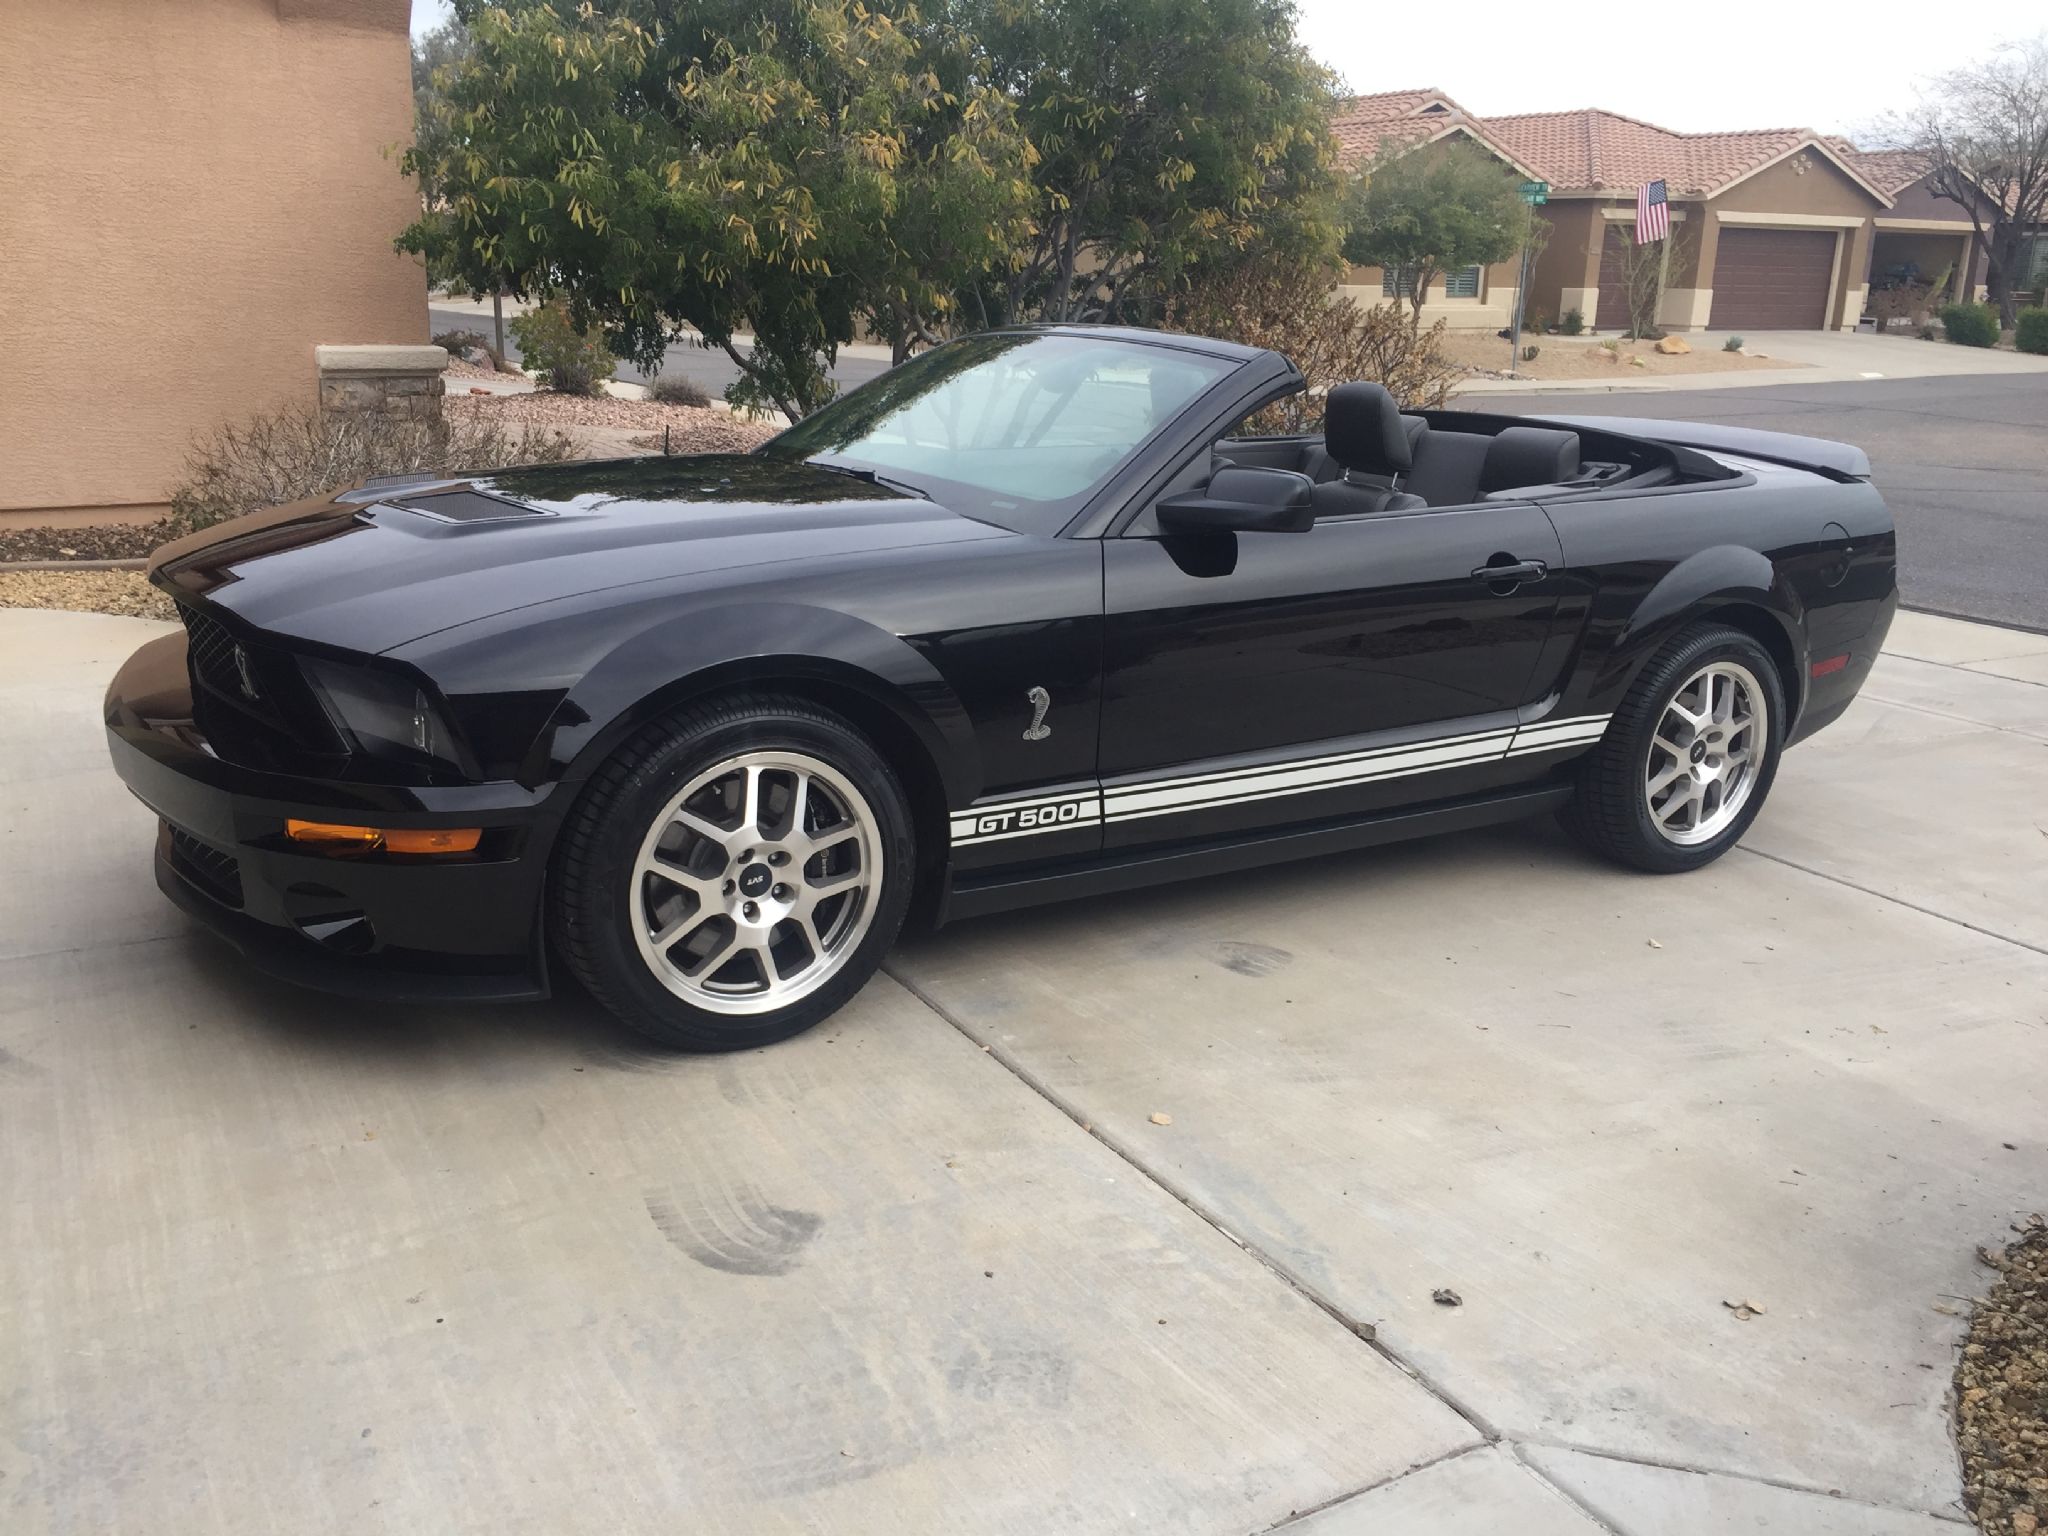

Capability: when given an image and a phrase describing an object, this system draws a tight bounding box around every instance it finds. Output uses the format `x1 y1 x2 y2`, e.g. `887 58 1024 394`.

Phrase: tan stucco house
1331 90 1989 334
0 0 430 528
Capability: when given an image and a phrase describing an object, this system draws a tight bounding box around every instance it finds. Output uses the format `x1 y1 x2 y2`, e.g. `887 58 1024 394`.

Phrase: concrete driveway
4 607 2045 1534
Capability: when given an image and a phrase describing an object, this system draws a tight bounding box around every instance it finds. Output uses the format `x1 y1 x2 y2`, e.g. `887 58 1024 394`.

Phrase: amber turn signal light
286 820 481 855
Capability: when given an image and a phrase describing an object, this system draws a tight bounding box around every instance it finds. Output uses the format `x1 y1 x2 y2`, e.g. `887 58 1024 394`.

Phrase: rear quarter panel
1538 461 1897 738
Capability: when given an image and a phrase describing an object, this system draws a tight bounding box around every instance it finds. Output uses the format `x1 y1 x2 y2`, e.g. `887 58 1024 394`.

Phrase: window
765 332 1235 535
1380 265 1484 299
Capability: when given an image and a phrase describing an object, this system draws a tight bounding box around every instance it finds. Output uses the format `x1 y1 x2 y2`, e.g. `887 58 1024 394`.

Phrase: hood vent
389 488 548 524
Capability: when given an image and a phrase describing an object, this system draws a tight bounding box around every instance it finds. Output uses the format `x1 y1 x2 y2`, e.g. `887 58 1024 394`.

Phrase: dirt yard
1444 331 1810 382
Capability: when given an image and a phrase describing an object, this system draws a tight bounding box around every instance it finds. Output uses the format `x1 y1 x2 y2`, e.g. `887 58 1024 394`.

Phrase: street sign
1519 180 1549 204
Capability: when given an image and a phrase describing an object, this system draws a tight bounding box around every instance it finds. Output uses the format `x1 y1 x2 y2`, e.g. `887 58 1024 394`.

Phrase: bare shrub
650 375 712 408
166 403 578 536
1165 262 1460 432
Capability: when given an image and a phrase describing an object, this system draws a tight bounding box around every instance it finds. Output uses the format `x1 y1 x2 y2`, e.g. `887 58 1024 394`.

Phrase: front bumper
106 631 561 1003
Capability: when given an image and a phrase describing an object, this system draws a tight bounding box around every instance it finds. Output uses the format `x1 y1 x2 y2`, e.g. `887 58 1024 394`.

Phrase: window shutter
1444 265 1482 298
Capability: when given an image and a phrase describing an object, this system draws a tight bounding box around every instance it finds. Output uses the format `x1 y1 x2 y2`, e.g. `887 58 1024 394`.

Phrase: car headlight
300 656 465 777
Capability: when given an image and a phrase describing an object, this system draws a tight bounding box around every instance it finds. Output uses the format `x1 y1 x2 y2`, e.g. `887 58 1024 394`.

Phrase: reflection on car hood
150 454 1005 652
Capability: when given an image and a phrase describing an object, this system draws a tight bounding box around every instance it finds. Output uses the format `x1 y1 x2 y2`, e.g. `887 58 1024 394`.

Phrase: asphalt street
430 305 892 396
1466 373 2048 632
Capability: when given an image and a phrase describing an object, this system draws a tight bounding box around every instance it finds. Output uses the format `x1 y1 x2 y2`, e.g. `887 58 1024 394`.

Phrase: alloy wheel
628 750 882 1015
1642 660 1768 845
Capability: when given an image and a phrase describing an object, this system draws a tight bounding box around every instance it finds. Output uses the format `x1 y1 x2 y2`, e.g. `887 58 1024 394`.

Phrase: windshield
763 332 1237 534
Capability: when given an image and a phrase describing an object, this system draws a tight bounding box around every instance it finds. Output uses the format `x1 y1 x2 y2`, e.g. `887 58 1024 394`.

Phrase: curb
0 557 149 573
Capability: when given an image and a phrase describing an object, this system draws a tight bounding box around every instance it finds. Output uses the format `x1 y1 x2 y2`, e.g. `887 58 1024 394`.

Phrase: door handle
1472 557 1548 587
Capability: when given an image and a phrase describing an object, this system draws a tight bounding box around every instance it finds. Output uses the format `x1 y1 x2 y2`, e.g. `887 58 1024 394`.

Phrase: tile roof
1333 93 1896 203
1329 90 1470 164
1842 147 1933 197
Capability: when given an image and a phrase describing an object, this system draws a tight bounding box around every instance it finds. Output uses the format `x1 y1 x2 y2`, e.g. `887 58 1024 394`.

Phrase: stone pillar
315 345 448 418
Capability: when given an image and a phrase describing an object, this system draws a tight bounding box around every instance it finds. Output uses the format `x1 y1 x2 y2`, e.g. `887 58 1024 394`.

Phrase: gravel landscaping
0 570 175 621
444 390 781 453
0 522 167 564
1960 1217 2048 1536
1446 331 1810 382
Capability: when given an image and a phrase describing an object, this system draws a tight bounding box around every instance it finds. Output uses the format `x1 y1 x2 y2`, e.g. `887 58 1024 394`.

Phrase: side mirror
1155 466 1315 535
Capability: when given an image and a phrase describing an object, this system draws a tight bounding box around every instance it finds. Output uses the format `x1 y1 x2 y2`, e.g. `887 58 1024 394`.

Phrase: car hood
151 454 1006 652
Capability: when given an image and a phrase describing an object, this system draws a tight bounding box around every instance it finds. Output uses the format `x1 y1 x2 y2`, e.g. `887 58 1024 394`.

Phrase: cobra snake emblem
1022 686 1052 741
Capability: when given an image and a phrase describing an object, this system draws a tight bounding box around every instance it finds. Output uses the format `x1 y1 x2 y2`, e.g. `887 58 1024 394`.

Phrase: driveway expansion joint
1739 844 2048 960
1512 1436 1975 1526
884 960 1507 1444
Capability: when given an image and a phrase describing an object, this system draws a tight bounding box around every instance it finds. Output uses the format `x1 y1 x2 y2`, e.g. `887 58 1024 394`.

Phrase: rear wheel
551 696 914 1050
1562 624 1785 873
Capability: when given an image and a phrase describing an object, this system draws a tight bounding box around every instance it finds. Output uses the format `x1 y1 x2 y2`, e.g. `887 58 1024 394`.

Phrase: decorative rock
1655 335 1692 354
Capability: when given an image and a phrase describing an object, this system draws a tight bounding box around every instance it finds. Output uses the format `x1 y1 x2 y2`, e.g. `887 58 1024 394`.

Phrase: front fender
403 597 977 804
550 601 975 800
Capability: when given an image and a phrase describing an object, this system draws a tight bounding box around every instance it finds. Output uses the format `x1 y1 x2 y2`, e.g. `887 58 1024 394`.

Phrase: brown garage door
1710 228 1836 330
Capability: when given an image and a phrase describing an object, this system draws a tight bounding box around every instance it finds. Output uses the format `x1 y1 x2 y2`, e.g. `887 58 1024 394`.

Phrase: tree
1603 222 1693 339
400 1 1037 418
1877 37 2048 326
1341 137 1526 320
956 0 1343 327
1163 258 1459 429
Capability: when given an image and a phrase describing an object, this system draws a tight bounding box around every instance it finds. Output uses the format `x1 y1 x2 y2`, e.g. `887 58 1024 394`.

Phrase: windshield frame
759 330 1268 538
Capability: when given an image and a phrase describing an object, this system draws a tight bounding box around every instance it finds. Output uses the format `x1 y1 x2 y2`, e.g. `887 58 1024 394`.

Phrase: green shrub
1938 302 2000 348
651 375 712 408
2016 307 2048 355
1521 344 1539 362
1560 307 1585 336
1522 309 1548 336
508 302 616 394
165 403 578 537
1723 335 1744 352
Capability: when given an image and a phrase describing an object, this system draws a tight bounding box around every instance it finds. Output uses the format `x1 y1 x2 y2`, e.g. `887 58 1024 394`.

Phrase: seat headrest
1323 382 1413 475
1481 426 1582 494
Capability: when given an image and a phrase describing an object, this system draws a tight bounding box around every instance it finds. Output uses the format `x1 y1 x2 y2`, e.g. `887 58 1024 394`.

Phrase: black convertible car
106 326 1896 1048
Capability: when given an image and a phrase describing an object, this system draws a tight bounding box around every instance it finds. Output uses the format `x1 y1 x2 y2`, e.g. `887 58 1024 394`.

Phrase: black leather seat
1308 383 1428 517
1399 421 1585 507
1480 426 1582 495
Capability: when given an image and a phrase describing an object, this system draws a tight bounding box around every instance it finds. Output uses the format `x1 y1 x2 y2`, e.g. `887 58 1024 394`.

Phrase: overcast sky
409 0 1994 141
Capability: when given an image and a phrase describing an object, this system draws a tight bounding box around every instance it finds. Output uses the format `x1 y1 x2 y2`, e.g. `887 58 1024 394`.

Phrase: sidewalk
1457 328 2048 395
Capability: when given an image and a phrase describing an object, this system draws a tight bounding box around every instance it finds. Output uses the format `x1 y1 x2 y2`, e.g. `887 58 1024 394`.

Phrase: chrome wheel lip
1643 660 1767 847
628 749 883 1016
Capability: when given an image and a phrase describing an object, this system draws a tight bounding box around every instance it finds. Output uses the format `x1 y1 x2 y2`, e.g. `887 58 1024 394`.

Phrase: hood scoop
387 487 549 524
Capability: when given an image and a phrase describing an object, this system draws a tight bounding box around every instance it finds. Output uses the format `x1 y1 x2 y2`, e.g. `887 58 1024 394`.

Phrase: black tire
550 694 915 1050
1561 623 1786 874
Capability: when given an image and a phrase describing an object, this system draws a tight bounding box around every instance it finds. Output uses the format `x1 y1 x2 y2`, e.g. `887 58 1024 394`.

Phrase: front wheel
550 696 914 1050
1561 623 1785 873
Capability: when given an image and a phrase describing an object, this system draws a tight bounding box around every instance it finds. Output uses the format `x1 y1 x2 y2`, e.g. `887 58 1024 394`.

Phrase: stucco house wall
0 0 427 527
1337 255 1524 330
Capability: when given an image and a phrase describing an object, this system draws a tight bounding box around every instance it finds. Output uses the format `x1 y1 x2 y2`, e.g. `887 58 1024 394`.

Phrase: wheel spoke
739 765 764 838
804 826 860 863
649 911 703 951
685 925 741 979
1648 761 1687 797
638 851 717 896
785 770 812 840
673 809 731 846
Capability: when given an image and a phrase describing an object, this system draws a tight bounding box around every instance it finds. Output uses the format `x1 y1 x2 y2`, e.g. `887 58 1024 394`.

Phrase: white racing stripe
948 714 1612 846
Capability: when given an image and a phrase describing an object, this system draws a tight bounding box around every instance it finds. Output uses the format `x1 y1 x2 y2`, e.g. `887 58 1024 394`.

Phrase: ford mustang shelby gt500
106 325 1896 1048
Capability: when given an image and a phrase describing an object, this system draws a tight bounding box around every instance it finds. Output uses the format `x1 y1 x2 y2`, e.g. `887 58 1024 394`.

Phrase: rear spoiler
1529 414 1872 482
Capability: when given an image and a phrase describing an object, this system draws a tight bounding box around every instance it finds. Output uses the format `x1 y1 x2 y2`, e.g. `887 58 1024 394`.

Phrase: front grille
166 823 243 909
182 603 243 700
176 602 344 769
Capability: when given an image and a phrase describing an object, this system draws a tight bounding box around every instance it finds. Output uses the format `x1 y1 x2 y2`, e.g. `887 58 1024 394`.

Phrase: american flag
1635 178 1669 243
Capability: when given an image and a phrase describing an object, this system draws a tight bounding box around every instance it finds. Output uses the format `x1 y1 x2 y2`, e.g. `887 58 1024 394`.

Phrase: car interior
1203 381 1737 521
